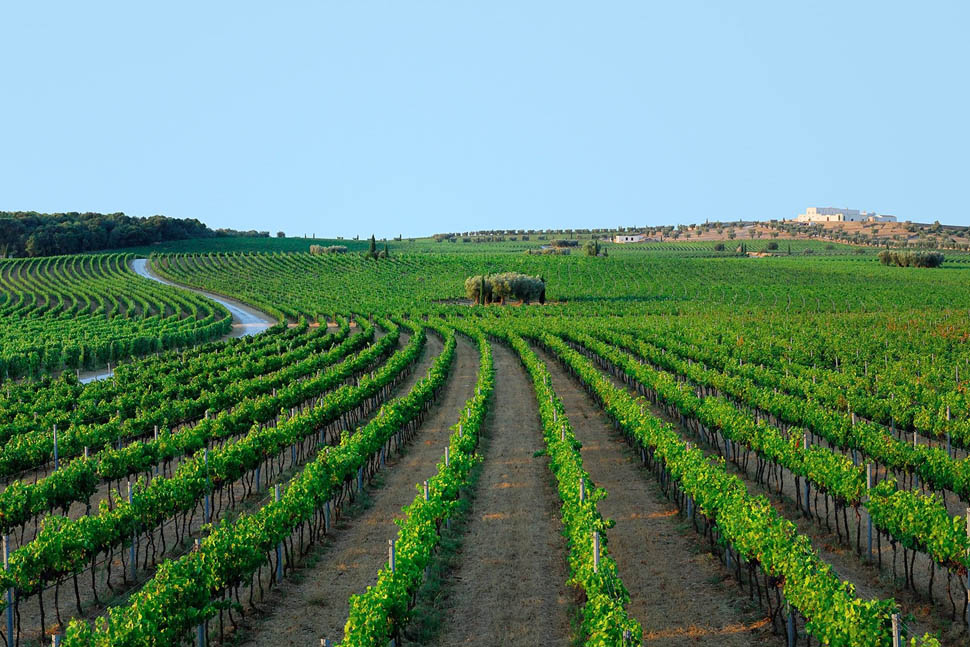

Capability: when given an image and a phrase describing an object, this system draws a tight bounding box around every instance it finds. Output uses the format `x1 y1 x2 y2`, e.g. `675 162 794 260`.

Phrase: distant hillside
434 219 970 251
0 212 268 258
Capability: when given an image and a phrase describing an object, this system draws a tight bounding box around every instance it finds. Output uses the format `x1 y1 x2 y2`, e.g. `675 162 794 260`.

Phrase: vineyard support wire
275 484 283 584
866 464 873 562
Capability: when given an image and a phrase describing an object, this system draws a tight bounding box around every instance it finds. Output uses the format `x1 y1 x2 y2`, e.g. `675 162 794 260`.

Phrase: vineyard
0 254 230 380
2 245 970 646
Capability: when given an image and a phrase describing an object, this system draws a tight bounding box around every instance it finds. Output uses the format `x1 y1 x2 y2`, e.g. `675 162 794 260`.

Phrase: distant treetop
0 211 267 258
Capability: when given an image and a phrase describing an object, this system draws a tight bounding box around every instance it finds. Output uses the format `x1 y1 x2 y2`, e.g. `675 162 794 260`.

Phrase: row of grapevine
0 320 426 645
531 329 939 646
0 319 369 482
0 317 387 538
597 326 969 505
0 254 234 380
0 319 350 464
569 330 970 588
61 324 457 646
341 323 494 645
557 327 970 636
489 324 642 645
0 318 307 430
619 312 970 449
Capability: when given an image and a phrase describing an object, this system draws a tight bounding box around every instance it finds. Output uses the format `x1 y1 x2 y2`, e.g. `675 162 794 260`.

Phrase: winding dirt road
79 258 277 383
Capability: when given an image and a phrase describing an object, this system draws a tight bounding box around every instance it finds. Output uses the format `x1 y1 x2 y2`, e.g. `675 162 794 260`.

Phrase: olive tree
465 273 545 304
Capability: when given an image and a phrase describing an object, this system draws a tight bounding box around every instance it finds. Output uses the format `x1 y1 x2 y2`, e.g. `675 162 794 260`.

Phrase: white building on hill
795 207 897 223
613 234 647 243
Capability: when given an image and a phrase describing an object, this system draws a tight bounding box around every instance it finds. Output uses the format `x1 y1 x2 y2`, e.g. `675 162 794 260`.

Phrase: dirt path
430 342 572 647
535 346 774 646
235 333 477 646
79 259 278 384
131 258 276 337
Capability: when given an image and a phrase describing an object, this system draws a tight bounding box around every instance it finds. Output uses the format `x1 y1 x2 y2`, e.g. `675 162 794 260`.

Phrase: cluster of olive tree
309 245 348 254
464 272 546 304
877 250 944 267
548 239 579 248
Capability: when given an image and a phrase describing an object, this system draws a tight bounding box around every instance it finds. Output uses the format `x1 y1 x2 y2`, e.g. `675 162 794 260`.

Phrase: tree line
0 212 267 258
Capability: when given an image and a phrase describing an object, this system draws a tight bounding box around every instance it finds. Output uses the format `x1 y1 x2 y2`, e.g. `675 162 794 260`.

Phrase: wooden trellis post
592 531 600 573
4 535 13 646
802 434 810 513
866 464 873 562
204 448 211 525
276 485 283 583
129 480 137 581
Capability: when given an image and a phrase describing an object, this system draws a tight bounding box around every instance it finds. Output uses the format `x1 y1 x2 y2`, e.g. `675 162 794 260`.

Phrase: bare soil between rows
429 341 572 646
580 341 961 644
234 332 479 646
535 345 775 646
8 330 414 644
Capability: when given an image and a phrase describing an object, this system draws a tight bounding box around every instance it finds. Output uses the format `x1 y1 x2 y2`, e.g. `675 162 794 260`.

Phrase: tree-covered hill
0 211 268 258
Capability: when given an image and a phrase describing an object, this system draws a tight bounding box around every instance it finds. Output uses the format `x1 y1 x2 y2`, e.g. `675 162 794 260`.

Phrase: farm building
795 207 897 223
613 234 648 243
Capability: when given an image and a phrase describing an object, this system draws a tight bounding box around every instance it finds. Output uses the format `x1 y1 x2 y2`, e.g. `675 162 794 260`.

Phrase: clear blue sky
2 2 966 237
